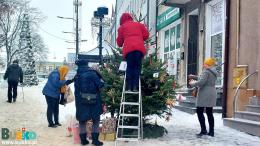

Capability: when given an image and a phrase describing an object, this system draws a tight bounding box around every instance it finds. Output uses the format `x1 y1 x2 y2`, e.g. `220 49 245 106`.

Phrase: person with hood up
42 65 74 128
189 58 218 137
116 12 149 92
4 59 23 103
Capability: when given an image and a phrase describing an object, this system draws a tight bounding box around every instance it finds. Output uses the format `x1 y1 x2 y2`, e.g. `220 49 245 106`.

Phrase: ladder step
119 114 140 117
124 91 139 94
116 138 139 141
118 126 139 129
121 102 140 106
120 134 139 137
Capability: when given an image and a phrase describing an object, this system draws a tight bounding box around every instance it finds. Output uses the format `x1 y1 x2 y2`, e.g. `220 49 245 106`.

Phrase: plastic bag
64 86 75 104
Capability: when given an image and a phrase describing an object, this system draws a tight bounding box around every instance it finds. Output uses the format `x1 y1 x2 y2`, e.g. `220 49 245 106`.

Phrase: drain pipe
236 0 240 65
222 0 231 118
155 0 159 60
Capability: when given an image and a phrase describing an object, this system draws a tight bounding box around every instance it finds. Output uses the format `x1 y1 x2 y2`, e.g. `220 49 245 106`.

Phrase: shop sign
157 7 181 31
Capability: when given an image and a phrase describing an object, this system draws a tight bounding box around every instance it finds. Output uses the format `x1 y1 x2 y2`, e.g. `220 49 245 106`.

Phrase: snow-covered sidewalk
0 83 260 146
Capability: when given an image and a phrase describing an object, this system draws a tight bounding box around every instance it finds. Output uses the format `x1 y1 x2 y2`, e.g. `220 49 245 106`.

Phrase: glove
65 79 74 85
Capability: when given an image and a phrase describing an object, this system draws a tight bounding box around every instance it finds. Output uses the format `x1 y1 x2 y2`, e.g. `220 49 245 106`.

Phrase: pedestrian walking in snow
42 65 74 128
74 59 104 146
3 59 23 103
116 12 149 92
189 58 218 137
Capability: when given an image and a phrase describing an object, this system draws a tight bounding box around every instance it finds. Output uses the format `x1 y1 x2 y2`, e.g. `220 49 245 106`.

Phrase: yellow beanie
204 58 216 66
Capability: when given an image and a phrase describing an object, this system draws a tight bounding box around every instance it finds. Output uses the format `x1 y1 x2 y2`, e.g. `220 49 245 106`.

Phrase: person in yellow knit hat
42 65 74 128
59 65 69 105
204 58 216 67
189 57 218 137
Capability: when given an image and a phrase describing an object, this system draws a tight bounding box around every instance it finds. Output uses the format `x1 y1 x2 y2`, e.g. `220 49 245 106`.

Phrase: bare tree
0 0 44 66
0 0 10 48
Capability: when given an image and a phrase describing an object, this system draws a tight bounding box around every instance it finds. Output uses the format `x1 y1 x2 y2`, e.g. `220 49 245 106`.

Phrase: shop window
164 30 169 52
206 0 225 86
49 66 53 72
163 23 181 77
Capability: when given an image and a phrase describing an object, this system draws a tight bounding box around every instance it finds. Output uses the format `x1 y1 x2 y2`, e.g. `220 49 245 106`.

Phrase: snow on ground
0 81 260 146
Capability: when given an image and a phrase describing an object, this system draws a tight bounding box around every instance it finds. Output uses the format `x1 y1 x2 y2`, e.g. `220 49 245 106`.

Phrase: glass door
206 0 225 86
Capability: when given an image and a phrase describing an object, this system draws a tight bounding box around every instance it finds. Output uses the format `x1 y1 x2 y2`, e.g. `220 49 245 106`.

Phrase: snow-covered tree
18 14 38 86
0 0 44 66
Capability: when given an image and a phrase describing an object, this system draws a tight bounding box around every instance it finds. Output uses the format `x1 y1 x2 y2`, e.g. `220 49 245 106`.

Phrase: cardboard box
99 133 116 141
99 133 106 141
105 133 116 141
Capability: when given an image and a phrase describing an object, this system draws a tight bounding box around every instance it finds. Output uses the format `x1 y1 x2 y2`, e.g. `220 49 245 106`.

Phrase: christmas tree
100 48 123 118
100 48 176 138
18 14 38 86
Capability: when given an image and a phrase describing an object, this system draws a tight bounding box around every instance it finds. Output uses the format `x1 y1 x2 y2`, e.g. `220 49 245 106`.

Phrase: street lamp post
99 17 103 65
75 0 79 59
57 0 80 59
93 7 108 65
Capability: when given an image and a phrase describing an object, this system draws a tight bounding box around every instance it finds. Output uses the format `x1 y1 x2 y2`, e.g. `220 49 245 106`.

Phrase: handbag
191 87 198 97
80 93 97 104
76 73 98 105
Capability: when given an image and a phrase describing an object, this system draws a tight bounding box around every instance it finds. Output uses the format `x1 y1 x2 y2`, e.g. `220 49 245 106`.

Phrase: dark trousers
7 80 18 102
79 118 100 134
60 93 65 103
45 96 59 125
125 51 143 90
196 107 214 132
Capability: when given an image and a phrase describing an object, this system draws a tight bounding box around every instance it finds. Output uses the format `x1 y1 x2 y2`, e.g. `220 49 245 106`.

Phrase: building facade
107 0 157 54
35 61 63 78
225 0 260 116
161 0 226 84
156 3 182 79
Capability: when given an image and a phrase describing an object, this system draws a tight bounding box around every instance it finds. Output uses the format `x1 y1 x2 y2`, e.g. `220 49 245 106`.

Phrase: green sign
157 7 181 31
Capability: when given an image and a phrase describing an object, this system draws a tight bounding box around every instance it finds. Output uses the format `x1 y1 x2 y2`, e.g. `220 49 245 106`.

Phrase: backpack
76 71 99 104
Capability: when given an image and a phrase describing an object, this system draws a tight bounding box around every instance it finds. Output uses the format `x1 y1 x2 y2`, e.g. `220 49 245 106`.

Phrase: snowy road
0 83 260 146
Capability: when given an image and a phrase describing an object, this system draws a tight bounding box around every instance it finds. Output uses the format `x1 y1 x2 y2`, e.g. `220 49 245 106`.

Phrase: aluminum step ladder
115 72 143 146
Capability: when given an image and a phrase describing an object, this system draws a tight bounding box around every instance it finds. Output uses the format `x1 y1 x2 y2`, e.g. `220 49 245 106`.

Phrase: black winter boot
91 133 103 146
196 130 207 137
79 133 89 145
208 129 214 137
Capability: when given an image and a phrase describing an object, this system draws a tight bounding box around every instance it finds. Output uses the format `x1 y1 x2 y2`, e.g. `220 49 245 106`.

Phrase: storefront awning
163 0 191 7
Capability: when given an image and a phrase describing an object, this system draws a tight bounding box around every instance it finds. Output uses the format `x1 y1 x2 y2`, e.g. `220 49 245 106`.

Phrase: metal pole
99 17 103 65
22 85 24 102
75 0 79 59
222 0 231 118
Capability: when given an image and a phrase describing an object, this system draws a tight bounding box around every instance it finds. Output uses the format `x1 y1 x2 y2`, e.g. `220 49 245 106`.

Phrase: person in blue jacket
74 59 104 146
42 65 73 128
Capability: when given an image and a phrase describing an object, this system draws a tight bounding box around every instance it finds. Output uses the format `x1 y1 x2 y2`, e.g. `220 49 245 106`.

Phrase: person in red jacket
117 13 149 92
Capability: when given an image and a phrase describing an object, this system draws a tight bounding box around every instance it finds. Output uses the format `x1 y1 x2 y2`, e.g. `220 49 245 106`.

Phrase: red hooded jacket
116 13 149 58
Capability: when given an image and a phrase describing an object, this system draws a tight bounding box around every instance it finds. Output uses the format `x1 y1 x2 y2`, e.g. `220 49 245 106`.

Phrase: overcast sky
30 0 115 62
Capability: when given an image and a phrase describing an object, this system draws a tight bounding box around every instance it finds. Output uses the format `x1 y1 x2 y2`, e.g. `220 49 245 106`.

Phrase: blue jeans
125 51 143 90
45 96 59 125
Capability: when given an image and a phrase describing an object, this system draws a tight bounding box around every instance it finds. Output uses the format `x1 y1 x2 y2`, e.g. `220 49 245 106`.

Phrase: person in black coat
74 59 104 146
4 60 23 103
